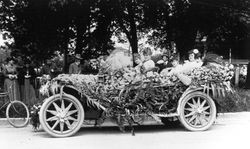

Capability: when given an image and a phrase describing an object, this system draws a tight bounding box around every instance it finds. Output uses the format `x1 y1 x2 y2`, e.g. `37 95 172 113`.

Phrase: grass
217 88 250 113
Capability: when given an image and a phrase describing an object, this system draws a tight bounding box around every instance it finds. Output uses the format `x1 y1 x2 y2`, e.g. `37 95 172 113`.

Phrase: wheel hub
59 111 67 119
196 107 203 114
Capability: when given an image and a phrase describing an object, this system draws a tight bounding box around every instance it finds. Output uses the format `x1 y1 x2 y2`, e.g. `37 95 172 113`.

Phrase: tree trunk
127 0 138 66
63 6 70 73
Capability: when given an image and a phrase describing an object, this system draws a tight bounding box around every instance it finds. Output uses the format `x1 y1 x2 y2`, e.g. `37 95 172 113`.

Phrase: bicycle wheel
6 101 30 128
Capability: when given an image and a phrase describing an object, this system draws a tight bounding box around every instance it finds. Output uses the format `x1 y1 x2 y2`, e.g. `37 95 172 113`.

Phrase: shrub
218 88 250 112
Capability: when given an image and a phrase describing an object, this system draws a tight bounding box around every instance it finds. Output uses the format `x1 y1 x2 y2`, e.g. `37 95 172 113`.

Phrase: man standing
69 54 82 74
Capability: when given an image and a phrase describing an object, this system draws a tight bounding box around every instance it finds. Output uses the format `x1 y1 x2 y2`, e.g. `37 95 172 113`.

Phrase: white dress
161 65 183 76
181 60 203 73
142 60 155 72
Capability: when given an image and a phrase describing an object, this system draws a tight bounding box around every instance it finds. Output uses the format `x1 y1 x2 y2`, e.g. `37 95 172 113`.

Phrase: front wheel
39 94 84 137
6 101 30 128
178 92 216 131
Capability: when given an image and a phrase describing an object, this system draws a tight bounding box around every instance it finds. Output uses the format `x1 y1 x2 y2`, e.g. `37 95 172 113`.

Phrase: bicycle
0 86 30 128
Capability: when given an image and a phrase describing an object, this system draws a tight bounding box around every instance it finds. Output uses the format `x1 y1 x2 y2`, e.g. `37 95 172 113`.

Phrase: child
161 56 182 76
141 47 155 73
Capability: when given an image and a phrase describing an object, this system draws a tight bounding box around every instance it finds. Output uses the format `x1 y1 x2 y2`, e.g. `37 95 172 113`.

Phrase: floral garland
187 65 234 85
31 64 234 132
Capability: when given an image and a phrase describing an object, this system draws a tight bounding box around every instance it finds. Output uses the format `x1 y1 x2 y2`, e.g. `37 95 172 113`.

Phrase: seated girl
181 49 203 73
175 53 227 86
140 47 156 73
160 56 182 76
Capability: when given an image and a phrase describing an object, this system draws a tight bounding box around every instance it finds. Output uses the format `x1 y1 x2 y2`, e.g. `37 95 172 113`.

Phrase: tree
142 0 250 59
50 0 115 60
0 0 69 62
109 0 145 56
1 0 249 66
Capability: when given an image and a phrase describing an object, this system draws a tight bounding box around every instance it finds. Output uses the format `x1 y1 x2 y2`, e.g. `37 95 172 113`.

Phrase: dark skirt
22 78 37 106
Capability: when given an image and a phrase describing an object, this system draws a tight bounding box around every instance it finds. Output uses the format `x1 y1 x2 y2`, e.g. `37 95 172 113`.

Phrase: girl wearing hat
166 53 227 86
140 47 155 73
181 49 203 73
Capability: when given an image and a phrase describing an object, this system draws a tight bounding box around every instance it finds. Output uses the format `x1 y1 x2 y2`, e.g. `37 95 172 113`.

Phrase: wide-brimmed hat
75 54 82 60
203 53 224 65
188 49 201 58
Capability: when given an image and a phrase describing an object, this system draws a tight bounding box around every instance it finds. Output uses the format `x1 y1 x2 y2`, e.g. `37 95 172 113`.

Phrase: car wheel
178 92 216 131
39 94 84 137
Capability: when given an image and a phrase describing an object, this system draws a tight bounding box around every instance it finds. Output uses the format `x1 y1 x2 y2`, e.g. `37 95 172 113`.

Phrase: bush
218 88 250 112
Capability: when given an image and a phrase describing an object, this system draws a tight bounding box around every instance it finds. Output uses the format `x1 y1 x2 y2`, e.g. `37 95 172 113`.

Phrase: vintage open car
35 67 234 138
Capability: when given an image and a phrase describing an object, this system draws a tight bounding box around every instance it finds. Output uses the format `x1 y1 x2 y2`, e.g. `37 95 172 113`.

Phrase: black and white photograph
0 0 250 149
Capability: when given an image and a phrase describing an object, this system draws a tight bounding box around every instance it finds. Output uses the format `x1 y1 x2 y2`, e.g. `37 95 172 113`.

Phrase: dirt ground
0 112 250 149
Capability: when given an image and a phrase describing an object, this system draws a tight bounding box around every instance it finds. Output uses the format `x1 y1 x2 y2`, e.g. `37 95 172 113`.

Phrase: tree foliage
0 0 249 64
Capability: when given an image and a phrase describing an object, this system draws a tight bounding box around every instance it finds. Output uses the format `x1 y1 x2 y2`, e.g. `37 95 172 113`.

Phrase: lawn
218 88 250 112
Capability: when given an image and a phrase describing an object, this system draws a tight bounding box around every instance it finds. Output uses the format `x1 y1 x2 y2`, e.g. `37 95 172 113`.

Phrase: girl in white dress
140 47 155 73
181 49 203 73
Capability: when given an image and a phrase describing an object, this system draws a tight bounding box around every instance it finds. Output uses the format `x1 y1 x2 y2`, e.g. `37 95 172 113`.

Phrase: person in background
69 54 82 74
156 54 172 72
41 60 52 75
88 59 99 74
41 59 58 78
81 59 90 74
16 56 25 99
20 58 37 105
245 62 250 89
0 62 5 91
3 57 20 101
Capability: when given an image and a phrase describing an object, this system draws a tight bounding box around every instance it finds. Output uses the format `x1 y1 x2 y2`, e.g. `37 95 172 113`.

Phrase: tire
39 94 84 137
6 101 30 128
178 92 216 131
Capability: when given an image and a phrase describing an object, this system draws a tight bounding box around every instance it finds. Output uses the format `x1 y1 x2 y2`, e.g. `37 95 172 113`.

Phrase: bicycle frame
0 85 18 114
0 92 10 113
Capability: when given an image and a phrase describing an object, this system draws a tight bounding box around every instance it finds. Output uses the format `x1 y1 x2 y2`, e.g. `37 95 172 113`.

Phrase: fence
230 59 249 87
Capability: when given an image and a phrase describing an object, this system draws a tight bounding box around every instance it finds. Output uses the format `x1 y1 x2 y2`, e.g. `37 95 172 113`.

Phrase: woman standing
20 59 37 106
3 57 20 101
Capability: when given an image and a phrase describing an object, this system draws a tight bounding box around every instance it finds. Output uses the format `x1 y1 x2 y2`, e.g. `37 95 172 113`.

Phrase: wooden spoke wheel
39 94 84 137
178 92 216 131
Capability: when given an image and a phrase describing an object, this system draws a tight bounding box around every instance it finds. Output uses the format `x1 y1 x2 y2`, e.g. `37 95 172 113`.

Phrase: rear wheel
39 94 84 137
178 92 216 131
6 101 30 128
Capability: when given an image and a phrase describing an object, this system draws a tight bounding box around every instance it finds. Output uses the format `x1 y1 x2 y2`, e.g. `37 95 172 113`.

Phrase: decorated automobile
31 53 234 138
